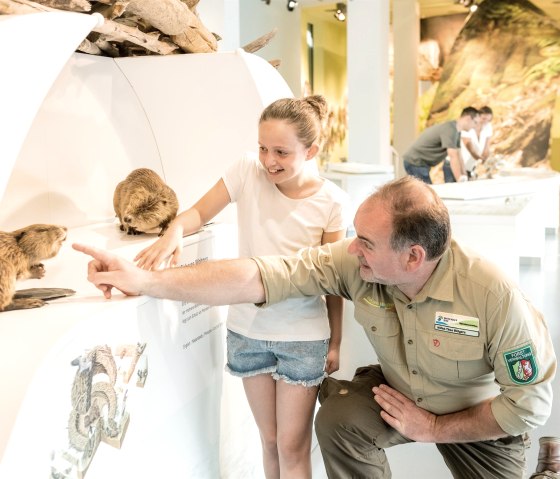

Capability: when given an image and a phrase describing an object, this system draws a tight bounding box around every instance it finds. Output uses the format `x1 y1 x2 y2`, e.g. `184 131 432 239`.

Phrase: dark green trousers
315 365 530 479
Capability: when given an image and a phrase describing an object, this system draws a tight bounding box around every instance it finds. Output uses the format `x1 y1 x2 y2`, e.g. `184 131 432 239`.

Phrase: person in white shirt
461 106 493 177
134 95 351 479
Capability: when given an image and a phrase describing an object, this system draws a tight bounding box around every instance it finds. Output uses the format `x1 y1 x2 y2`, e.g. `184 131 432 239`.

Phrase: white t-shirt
460 123 493 172
222 154 352 341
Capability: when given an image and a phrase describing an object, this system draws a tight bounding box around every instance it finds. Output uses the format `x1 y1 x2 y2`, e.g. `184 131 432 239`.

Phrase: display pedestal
321 163 395 231
0 222 235 479
432 174 560 282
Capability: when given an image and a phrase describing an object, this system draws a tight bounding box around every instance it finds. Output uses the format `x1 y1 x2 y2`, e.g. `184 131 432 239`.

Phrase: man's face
347 201 408 285
461 114 478 132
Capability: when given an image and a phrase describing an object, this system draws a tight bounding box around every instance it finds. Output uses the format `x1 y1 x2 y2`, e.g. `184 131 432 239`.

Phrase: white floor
223 232 560 478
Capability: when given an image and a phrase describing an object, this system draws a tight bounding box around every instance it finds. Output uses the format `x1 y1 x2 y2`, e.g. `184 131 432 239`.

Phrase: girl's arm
322 228 346 374
135 179 231 270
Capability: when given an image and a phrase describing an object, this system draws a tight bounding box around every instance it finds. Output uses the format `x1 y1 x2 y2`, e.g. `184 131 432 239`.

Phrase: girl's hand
325 345 340 375
134 227 183 270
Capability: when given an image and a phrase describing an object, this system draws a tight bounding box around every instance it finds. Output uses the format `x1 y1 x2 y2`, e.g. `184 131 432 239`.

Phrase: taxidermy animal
113 168 179 236
0 224 67 311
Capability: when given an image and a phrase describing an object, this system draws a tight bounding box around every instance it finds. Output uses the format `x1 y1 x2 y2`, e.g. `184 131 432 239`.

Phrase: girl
135 95 350 478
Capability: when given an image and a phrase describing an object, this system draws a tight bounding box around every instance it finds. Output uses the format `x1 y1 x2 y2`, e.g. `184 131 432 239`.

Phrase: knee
259 432 278 456
315 398 351 450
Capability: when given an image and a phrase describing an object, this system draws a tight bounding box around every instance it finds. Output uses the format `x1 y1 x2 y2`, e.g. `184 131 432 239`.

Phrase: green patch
503 345 538 385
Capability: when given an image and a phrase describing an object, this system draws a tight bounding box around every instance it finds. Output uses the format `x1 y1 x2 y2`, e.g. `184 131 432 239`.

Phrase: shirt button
412 370 418 375
407 304 413 310
417 398 423 403
371 326 377 332
407 339 413 345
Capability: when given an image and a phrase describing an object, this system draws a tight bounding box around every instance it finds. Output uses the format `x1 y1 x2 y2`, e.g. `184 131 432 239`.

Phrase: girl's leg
243 374 280 479
275 380 319 479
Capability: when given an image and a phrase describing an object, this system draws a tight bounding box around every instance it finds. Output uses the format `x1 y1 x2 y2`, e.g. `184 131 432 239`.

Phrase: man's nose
347 238 360 256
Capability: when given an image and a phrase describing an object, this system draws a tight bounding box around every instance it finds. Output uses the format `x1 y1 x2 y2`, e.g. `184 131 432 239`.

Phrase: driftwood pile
0 0 278 58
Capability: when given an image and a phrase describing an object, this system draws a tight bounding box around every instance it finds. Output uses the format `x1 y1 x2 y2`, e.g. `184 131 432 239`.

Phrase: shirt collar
415 245 454 303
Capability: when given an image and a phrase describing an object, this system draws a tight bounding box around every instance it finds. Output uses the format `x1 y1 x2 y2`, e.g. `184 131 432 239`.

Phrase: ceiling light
334 2 346 22
287 0 298 11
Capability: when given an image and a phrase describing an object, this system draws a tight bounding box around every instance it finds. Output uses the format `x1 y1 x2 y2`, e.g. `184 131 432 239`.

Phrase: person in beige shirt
74 176 558 479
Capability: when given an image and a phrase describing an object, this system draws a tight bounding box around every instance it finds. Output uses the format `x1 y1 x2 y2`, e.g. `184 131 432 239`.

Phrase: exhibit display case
0 11 292 478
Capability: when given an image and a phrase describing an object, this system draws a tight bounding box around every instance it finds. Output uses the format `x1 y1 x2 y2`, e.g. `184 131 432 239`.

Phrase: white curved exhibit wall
0 11 292 479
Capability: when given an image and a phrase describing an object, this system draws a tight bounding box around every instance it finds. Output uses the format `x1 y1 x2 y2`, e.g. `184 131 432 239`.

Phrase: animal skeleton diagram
51 343 148 479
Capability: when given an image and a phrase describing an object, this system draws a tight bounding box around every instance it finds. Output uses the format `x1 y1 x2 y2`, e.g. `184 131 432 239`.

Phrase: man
461 105 494 178
74 176 557 479
403 107 479 184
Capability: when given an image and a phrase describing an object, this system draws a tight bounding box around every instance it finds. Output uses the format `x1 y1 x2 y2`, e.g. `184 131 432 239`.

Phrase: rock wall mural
426 0 560 170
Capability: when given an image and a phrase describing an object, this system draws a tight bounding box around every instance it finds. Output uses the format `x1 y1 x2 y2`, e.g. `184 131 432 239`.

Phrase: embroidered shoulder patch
503 345 538 385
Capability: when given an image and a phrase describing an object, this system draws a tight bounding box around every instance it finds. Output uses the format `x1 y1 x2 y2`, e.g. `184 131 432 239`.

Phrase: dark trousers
443 160 457 183
403 161 432 184
315 365 530 479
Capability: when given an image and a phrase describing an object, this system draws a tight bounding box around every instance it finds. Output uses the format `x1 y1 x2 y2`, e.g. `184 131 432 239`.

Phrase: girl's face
258 119 317 188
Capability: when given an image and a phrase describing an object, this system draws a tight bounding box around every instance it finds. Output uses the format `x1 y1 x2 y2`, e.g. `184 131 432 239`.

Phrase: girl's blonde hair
259 95 329 148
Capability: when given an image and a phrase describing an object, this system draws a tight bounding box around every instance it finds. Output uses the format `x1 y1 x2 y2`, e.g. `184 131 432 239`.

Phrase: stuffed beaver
0 224 67 311
113 168 179 236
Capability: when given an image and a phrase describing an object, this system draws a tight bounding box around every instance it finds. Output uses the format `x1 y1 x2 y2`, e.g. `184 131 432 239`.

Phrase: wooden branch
242 28 278 54
126 0 217 52
91 0 128 20
32 0 91 11
0 0 179 55
77 37 102 55
95 19 179 55
0 0 48 13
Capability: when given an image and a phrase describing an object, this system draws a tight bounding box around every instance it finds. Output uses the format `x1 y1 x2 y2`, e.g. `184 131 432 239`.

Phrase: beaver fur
113 168 179 236
0 224 67 312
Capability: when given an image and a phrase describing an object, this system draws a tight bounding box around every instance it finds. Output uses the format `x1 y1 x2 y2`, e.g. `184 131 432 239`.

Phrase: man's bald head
359 176 451 261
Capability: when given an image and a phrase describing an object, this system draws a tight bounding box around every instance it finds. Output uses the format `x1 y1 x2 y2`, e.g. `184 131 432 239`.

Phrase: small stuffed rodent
0 224 67 312
113 168 179 236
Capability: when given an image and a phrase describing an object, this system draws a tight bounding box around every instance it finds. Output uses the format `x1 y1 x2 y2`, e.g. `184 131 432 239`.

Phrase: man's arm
481 136 491 160
461 137 482 160
72 243 265 305
372 384 506 443
447 148 467 181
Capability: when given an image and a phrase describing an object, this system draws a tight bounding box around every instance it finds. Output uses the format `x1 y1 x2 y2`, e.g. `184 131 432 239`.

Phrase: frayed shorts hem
225 364 327 387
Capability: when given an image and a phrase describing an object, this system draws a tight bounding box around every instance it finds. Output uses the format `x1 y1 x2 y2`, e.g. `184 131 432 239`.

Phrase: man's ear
306 144 319 160
406 244 426 272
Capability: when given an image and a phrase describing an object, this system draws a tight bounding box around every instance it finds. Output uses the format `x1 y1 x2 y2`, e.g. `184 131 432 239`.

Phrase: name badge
434 311 480 337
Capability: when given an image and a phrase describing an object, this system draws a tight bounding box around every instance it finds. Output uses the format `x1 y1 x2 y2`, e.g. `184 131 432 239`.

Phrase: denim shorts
226 329 328 387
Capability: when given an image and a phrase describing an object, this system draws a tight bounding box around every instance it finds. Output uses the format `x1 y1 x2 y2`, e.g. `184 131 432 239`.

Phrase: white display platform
432 173 560 282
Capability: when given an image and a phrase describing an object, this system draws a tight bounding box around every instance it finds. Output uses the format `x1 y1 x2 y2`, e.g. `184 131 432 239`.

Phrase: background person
134 95 351 479
74 176 556 479
461 105 494 178
403 107 479 183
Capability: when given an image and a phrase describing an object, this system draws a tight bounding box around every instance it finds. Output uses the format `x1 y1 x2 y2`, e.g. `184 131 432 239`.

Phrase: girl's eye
259 146 267 152
276 150 288 156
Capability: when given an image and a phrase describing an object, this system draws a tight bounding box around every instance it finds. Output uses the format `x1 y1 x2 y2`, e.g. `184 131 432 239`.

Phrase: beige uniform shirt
253 238 556 437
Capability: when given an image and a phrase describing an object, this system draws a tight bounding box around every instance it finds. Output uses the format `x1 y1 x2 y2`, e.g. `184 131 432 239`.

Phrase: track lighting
333 3 346 22
287 0 298 12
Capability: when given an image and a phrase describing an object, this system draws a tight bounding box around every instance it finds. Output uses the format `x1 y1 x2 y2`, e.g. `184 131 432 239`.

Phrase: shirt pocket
425 333 492 380
354 302 405 365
